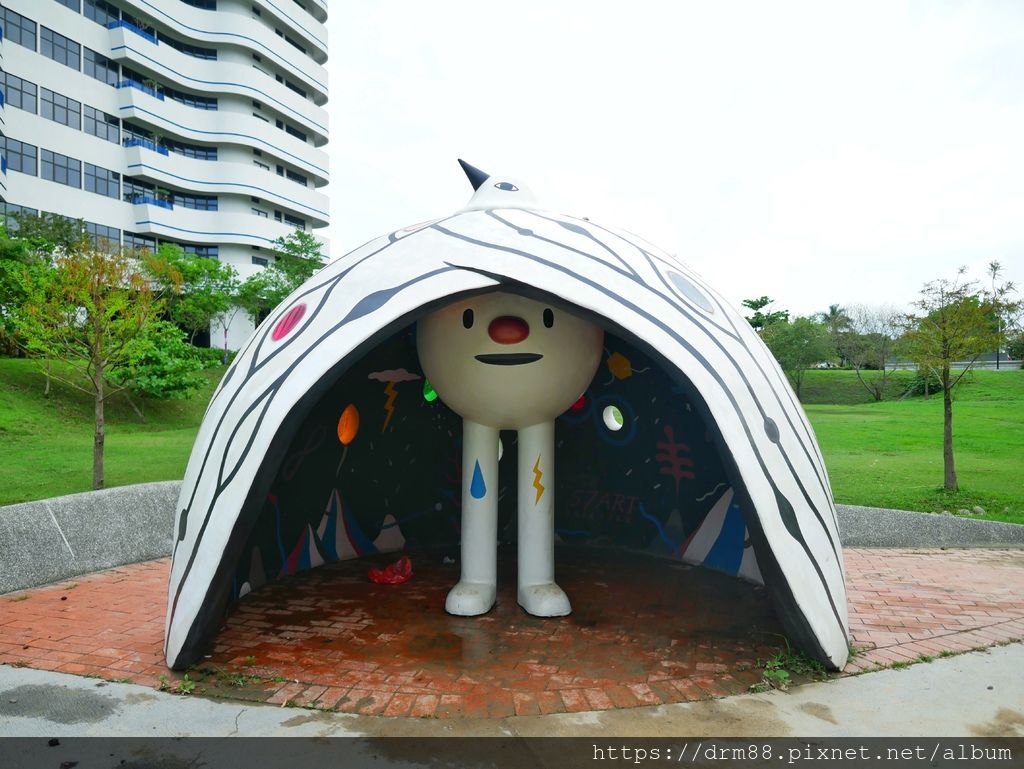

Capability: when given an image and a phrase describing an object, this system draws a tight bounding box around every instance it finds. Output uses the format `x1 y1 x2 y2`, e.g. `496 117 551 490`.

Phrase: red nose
488 316 530 344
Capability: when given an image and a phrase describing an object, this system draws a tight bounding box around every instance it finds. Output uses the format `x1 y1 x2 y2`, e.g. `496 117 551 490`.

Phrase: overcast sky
324 2 1022 318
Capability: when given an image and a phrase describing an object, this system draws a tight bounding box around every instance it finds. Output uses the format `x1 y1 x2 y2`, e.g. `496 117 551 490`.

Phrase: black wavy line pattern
167 207 847 658
556 213 840 529
167 243 460 633
430 221 847 637
487 210 841 563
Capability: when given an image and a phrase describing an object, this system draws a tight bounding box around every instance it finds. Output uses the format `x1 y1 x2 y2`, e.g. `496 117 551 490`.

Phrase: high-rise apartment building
0 0 328 347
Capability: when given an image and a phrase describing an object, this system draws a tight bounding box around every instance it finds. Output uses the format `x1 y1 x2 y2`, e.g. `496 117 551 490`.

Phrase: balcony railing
107 20 159 45
129 194 174 210
123 137 170 156
116 80 165 101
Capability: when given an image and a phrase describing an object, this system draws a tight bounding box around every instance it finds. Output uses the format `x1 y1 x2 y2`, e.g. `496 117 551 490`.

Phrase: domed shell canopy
164 171 849 671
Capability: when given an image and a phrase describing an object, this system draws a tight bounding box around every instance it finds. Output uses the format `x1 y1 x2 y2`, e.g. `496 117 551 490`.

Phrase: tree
112 319 206 408
898 267 1017 491
839 304 901 401
742 296 789 332
15 241 166 489
817 303 852 364
8 211 87 255
0 227 40 356
761 316 833 399
145 243 240 344
237 230 324 329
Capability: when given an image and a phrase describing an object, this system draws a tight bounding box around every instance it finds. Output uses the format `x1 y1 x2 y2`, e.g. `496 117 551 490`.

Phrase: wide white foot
445 581 496 616
518 583 571 617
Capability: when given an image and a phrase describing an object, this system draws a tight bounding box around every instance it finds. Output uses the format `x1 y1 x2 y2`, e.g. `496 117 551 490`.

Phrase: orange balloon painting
337 404 359 445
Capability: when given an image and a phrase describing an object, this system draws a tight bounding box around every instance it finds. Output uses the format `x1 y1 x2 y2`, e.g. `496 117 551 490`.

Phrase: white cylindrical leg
517 420 571 616
446 419 499 616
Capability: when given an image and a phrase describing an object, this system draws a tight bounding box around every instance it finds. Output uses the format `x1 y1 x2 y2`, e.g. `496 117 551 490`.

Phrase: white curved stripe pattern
165 206 849 671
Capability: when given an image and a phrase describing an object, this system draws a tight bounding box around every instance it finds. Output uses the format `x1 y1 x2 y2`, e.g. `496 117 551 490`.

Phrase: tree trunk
942 363 957 491
44 361 51 398
123 390 146 422
93 366 105 490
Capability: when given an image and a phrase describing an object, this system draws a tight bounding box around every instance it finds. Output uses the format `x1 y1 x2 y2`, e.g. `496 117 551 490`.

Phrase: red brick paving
0 548 1022 718
843 548 1024 672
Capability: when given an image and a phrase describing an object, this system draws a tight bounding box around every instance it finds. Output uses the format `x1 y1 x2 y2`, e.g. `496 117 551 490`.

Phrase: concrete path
1 643 1021 737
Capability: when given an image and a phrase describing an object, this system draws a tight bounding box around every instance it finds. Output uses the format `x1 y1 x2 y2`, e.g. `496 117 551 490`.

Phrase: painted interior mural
165 161 849 672
231 329 762 603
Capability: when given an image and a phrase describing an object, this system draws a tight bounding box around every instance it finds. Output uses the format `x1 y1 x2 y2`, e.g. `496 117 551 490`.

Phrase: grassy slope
805 370 1024 524
0 358 221 504
0 360 1021 525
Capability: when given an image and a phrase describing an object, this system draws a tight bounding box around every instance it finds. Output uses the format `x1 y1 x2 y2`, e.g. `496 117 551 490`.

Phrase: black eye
462 309 474 329
543 308 554 328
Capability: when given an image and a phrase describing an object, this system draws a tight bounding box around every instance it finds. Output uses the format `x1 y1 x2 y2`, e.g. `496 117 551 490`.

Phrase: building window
84 106 121 144
85 221 121 249
3 139 39 176
252 256 268 267
41 27 82 71
286 169 309 187
85 48 120 86
171 192 218 211
41 88 82 130
85 163 121 199
124 232 157 251
284 79 307 99
284 214 307 230
253 159 271 171
181 0 217 8
252 208 268 218
56 0 82 11
2 203 41 229
0 72 38 114
163 86 217 111
285 124 307 142
1 8 37 51
123 177 156 203
162 138 217 161
158 31 217 60
84 0 121 26
41 149 82 188
166 241 218 258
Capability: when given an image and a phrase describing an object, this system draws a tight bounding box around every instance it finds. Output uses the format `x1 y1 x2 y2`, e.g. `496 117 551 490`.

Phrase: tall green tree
742 296 789 332
761 316 833 400
817 303 852 364
15 241 166 489
899 268 1017 491
839 304 901 401
237 230 324 329
145 243 240 344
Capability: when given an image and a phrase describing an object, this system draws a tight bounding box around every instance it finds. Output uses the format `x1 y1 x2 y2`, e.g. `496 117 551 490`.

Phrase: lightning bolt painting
532 455 546 504
382 381 398 432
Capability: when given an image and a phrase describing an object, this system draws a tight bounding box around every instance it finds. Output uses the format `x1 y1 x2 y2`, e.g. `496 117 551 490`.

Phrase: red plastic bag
368 555 413 585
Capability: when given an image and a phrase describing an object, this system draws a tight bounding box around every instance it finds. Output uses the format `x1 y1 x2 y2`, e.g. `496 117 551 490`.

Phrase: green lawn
0 358 221 505
806 369 1024 525
0 359 1021 526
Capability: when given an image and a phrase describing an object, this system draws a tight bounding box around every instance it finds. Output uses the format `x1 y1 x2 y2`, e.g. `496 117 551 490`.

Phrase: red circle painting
272 303 307 341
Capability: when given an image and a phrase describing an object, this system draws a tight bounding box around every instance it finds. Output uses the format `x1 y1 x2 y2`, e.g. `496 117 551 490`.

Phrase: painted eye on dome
493 182 519 191
543 308 554 328
462 308 474 329
665 269 714 314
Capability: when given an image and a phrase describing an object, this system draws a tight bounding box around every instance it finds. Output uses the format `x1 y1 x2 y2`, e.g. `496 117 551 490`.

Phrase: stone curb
1 483 1021 594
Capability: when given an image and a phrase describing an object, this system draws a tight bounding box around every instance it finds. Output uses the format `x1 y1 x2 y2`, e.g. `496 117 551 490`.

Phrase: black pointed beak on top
458 159 490 191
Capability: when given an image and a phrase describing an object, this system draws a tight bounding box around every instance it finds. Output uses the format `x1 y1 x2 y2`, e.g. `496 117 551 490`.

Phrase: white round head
417 293 604 429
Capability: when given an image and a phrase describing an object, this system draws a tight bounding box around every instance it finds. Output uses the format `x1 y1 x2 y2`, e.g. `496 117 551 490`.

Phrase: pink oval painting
271 303 307 341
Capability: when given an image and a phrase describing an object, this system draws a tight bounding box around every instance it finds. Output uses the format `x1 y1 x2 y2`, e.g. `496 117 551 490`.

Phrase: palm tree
818 304 852 365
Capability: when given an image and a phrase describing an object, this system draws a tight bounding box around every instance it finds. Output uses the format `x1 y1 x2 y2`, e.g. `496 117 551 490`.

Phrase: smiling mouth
474 353 543 366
